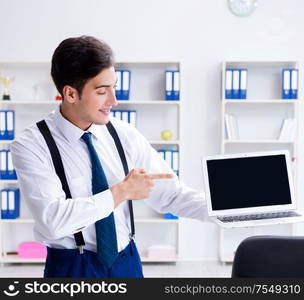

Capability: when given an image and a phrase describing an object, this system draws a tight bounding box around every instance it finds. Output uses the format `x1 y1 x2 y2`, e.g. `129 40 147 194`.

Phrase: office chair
231 235 304 277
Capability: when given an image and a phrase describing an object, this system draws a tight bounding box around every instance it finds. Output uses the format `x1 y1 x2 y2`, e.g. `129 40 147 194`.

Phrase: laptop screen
206 154 292 211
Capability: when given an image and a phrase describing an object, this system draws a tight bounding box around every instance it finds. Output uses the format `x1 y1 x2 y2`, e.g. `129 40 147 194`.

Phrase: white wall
1 0 304 260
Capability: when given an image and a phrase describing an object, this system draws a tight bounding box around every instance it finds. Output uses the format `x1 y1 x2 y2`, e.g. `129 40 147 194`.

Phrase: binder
1 189 19 219
239 69 247 99
172 150 179 176
109 111 115 118
121 111 129 123
122 70 130 100
114 110 122 120
282 69 291 99
158 150 165 160
164 150 173 168
129 111 137 127
290 69 298 99
172 71 180 100
6 150 16 180
165 71 173 100
232 69 240 99
1 189 7 218
0 111 5 139
225 69 233 99
115 70 130 100
0 150 6 179
115 70 122 100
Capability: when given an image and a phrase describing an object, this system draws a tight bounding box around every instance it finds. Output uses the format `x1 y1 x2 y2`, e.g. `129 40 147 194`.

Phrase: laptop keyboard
218 211 301 223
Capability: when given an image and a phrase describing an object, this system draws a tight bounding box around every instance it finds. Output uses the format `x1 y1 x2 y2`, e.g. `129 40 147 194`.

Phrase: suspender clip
78 245 84 254
129 233 135 240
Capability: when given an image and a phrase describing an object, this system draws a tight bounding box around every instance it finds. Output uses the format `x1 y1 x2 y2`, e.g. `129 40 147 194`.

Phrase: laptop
202 150 304 228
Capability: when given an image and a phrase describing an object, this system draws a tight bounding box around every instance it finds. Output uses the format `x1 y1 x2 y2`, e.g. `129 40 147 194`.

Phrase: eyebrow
94 78 118 89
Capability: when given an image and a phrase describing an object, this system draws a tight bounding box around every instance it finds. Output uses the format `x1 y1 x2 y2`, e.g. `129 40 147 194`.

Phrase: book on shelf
225 114 239 140
278 118 296 141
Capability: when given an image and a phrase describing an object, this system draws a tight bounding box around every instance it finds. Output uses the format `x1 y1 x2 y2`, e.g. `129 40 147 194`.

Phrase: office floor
0 261 232 278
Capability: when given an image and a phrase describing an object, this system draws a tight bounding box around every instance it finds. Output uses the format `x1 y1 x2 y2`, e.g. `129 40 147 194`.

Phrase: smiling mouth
99 108 111 115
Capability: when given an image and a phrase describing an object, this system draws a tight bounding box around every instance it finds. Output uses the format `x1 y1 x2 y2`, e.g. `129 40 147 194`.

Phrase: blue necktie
81 132 118 268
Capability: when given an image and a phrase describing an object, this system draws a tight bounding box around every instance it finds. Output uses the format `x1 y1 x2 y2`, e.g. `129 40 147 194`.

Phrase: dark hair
51 35 115 97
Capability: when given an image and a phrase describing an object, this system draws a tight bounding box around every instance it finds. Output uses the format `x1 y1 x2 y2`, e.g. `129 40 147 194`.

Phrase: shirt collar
54 105 103 144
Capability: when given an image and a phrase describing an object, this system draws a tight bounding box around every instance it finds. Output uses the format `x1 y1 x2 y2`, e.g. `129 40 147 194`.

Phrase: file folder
2 150 17 180
239 69 247 99
172 71 180 100
0 150 6 179
0 111 6 139
165 71 173 100
114 110 122 120
1 189 19 219
6 110 15 140
225 69 233 99
115 70 122 100
122 70 130 100
158 150 165 160
115 70 130 100
129 111 137 127
282 69 291 99
121 111 129 123
164 150 172 168
232 69 240 99
291 69 298 99
1 189 7 218
172 150 179 176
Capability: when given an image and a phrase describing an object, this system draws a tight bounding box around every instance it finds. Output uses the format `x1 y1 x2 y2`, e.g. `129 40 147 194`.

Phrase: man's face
73 66 118 126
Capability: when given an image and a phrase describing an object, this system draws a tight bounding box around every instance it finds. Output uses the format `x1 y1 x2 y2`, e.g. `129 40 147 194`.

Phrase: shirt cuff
92 189 115 219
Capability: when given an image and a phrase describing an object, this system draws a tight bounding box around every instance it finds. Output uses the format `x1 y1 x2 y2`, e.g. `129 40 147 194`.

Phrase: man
11 36 208 278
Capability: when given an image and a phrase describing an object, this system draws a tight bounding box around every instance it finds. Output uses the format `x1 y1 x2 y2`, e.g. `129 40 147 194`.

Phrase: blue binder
225 69 233 99
290 69 298 99
0 110 15 140
115 70 130 100
165 71 180 100
0 150 17 180
239 69 247 99
232 69 240 99
282 69 291 99
1 188 20 219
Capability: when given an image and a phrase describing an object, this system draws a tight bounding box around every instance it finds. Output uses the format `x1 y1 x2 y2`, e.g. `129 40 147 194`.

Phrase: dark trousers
44 240 144 278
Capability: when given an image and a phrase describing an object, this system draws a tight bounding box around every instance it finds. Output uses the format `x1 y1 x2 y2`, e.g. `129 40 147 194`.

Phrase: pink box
18 242 47 259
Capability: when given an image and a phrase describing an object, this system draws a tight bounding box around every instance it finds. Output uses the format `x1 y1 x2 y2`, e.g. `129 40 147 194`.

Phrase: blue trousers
44 240 144 278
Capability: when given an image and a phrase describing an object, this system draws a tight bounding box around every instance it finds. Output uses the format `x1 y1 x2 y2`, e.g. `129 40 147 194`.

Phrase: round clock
228 0 258 17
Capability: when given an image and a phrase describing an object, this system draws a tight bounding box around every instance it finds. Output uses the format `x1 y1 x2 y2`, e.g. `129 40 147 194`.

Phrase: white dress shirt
10 105 208 252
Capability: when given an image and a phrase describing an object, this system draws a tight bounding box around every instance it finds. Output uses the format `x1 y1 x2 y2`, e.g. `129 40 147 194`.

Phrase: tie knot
81 132 93 145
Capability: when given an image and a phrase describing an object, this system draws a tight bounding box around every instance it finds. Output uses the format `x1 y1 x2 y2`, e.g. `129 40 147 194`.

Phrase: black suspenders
36 120 135 252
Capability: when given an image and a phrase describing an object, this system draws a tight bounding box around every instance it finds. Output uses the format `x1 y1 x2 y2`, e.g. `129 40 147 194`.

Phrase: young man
11 36 208 278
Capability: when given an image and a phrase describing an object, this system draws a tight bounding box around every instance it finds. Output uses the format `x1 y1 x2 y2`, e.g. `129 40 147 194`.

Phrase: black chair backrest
232 235 304 278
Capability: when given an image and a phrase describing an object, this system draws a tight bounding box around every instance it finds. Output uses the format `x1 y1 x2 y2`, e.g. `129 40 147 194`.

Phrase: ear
62 85 79 103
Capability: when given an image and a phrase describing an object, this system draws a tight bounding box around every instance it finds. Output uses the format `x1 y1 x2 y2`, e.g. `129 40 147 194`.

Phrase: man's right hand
110 168 174 208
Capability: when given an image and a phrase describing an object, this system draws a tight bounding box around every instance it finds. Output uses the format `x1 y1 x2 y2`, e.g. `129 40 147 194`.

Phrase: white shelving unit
219 61 301 262
0 61 182 263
